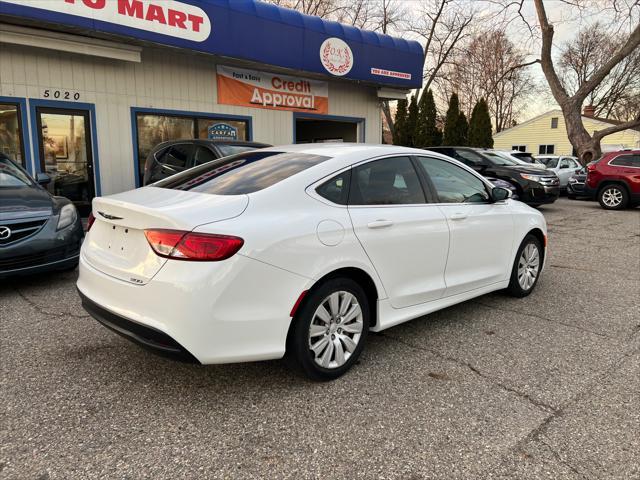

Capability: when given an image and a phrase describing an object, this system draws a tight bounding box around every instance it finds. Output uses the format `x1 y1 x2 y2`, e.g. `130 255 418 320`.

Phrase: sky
404 0 638 122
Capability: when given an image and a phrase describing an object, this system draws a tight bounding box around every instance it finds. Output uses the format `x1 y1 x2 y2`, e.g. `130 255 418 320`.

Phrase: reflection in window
417 157 489 204
135 113 249 184
0 104 24 166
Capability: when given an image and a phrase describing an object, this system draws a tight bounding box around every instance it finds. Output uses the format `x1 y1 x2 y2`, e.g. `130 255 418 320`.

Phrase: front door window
36 108 95 215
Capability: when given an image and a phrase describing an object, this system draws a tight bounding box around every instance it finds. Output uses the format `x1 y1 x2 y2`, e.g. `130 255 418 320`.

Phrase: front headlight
520 173 543 181
57 203 77 230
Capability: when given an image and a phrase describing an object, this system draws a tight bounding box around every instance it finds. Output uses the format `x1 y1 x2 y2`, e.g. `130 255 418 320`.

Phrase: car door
348 156 450 308
415 155 515 297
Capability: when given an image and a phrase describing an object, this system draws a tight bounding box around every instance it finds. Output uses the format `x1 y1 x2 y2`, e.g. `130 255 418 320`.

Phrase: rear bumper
80 290 199 363
77 251 309 364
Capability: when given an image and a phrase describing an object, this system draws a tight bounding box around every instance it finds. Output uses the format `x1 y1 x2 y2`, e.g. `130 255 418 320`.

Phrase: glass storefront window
135 113 249 184
0 103 25 166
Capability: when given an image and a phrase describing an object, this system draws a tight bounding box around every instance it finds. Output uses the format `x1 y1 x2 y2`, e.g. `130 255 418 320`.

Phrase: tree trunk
561 102 601 163
382 100 395 142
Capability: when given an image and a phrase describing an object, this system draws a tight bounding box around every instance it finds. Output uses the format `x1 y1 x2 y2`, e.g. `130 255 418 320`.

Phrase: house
493 107 640 155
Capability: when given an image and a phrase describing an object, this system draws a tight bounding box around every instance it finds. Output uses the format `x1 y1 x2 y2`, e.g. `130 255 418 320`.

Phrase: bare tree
559 22 640 122
438 30 537 132
500 0 640 162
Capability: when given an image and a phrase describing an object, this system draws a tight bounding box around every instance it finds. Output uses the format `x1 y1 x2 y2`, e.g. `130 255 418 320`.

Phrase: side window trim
410 155 438 203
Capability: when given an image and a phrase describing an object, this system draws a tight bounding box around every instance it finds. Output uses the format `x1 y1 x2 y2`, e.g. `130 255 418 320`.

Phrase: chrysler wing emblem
0 226 11 240
97 211 124 220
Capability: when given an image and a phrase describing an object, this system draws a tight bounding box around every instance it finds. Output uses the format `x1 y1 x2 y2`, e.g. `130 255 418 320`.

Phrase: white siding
1 42 382 195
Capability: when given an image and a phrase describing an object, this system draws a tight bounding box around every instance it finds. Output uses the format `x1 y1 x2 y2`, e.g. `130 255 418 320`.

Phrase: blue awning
0 0 424 88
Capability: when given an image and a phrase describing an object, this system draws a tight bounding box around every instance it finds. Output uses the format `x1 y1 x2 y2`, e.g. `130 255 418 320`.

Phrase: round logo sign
320 38 353 76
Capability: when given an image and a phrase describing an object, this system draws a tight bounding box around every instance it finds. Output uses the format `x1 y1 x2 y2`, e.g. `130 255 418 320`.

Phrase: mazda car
0 153 83 278
78 145 547 380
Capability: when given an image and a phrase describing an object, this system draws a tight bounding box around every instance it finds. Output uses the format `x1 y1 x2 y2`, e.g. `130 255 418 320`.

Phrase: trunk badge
98 211 124 220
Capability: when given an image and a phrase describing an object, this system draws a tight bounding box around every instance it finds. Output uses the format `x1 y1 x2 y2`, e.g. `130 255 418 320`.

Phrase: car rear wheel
598 185 628 210
506 234 542 297
288 278 369 380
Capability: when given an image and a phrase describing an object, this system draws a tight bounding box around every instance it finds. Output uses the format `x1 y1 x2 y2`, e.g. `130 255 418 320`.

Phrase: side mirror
491 186 512 202
36 173 51 186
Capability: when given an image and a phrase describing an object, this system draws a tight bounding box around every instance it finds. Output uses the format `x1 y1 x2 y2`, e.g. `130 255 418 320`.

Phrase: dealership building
0 0 423 211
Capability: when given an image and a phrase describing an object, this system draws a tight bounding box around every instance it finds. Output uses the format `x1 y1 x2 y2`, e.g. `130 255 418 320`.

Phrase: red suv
585 150 640 210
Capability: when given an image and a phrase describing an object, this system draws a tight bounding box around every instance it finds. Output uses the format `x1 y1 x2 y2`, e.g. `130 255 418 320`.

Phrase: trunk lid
83 187 248 284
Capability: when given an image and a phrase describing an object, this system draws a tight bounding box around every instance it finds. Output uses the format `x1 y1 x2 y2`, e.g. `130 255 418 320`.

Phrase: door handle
367 220 393 229
450 212 468 221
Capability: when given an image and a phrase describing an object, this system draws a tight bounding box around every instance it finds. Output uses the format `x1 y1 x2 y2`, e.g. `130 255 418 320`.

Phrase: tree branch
574 22 640 104
592 115 640 142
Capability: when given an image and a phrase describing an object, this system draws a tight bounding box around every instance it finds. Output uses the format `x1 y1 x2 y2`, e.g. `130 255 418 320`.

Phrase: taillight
586 163 596 172
144 229 243 261
86 212 96 232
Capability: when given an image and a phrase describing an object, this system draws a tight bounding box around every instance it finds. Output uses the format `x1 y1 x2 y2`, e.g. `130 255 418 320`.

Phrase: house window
511 145 527 152
538 144 555 155
135 112 249 185
551 117 558 129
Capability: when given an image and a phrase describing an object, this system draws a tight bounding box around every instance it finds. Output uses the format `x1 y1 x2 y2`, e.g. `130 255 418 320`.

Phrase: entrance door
295 118 359 143
36 108 95 216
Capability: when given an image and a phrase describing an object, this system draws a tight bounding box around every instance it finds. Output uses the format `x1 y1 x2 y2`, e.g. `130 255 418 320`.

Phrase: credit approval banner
216 65 328 114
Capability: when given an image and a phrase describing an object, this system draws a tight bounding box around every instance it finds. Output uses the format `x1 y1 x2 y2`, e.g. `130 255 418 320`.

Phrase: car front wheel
288 278 369 380
506 234 543 297
598 185 628 210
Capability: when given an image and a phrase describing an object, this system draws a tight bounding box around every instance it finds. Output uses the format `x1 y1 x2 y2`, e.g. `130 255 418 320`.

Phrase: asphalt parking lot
1 198 639 479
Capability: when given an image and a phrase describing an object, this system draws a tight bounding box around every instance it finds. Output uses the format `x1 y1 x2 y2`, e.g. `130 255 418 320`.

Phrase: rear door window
610 155 640 167
154 151 330 195
349 157 425 205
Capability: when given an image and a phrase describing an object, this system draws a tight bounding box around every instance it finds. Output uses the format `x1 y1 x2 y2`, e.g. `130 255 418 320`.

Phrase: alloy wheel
602 187 623 208
517 243 540 291
308 291 363 369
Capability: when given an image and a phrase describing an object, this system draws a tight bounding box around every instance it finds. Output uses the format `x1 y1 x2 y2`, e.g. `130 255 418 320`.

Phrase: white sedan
78 144 547 380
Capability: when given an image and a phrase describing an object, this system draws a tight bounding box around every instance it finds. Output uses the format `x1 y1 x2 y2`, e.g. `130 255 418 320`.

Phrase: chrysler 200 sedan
78 145 547 380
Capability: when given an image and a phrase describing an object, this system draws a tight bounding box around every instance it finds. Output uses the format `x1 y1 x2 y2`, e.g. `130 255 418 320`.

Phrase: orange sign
217 65 328 114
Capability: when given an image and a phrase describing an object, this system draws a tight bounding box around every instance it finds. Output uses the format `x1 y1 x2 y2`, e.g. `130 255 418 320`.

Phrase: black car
425 147 560 206
143 139 271 185
566 167 588 199
0 154 83 279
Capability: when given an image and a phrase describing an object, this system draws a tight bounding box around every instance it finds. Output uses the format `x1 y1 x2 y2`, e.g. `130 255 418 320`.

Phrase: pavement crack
14 288 89 320
537 438 589 479
473 301 618 341
378 332 557 413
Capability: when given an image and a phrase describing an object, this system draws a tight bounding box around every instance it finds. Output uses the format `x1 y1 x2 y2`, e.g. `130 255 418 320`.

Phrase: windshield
0 156 34 188
217 145 263 157
483 152 520 166
537 157 558 168
154 151 330 195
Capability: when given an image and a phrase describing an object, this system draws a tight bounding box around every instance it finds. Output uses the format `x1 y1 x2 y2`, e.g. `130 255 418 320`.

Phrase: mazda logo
0 226 11 240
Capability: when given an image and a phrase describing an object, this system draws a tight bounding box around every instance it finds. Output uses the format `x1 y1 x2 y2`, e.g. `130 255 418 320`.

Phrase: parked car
143 139 271 185
424 146 560 206
535 155 582 190
566 167 588 199
490 150 547 170
78 144 547 380
0 153 83 278
585 150 640 209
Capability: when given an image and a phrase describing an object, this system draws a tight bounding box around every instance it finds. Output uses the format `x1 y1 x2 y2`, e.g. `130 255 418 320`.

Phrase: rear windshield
153 151 330 195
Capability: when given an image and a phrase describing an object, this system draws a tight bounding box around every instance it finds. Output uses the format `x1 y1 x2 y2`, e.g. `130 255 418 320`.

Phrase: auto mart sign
0 0 211 42
217 65 329 114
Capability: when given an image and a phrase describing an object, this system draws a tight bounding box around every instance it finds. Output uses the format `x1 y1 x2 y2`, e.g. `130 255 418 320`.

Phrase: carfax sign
207 123 238 140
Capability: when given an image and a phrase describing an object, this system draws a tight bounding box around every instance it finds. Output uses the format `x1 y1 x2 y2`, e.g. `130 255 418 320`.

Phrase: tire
506 234 543 298
598 184 628 210
287 277 369 380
